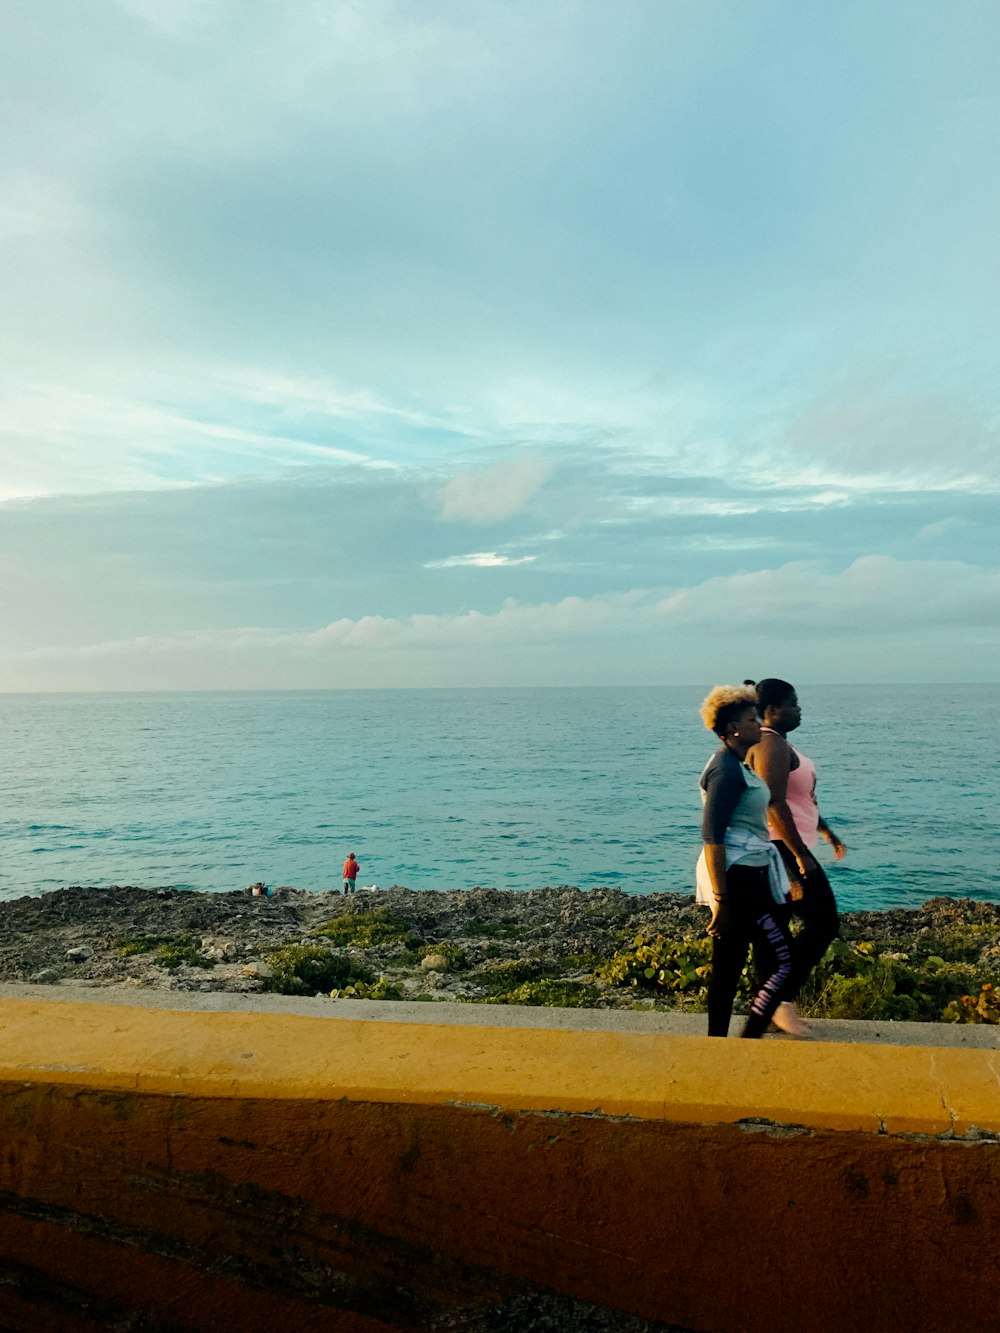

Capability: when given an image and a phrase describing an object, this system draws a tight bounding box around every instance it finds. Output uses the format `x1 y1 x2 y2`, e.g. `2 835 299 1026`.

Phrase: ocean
0 685 995 912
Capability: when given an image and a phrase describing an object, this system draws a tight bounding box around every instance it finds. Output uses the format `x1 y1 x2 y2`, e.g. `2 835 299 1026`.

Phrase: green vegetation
796 940 987 1021
913 924 998 964
560 952 599 970
119 934 171 957
155 937 213 969
330 976 405 1001
394 942 468 968
944 983 1000 1024
424 942 468 970
482 979 602 1007
118 934 211 969
468 958 558 996
597 929 1000 1022
264 944 374 996
598 931 714 1004
312 907 420 949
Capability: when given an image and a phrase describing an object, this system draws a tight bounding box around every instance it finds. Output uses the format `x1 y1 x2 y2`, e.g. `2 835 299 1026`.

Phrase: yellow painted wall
0 999 997 1332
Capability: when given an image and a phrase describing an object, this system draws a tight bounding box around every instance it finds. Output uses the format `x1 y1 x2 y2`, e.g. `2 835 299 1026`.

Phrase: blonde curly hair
699 684 757 737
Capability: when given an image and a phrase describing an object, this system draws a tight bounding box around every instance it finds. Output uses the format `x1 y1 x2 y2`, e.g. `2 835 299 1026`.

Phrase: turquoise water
0 686 995 911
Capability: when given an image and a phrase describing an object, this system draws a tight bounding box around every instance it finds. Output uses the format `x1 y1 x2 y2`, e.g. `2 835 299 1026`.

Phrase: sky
1 0 998 689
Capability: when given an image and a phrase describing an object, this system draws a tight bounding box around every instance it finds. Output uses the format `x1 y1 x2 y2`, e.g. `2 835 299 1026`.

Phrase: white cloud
788 392 996 484
219 367 473 436
916 515 968 540
0 373 390 500
656 556 1000 630
424 552 537 569
439 456 552 524
8 555 997 692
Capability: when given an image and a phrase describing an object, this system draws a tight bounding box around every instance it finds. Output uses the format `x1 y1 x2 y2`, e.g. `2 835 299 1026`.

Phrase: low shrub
331 976 404 1001
425 942 468 970
264 944 374 996
119 934 169 957
119 934 210 969
799 940 988 1022
598 931 714 999
943 983 1000 1024
598 930 999 1024
913 924 997 964
483 979 601 1008
312 908 420 949
560 952 599 970
155 936 213 969
469 958 556 996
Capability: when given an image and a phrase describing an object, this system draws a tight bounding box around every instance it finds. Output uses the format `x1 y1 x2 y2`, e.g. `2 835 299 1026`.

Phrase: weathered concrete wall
0 998 997 1332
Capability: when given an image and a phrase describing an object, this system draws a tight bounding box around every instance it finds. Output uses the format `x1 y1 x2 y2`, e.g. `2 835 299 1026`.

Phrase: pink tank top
761 727 819 847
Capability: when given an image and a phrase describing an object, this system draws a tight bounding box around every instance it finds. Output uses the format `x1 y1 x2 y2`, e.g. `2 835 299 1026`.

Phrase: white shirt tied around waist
695 827 791 907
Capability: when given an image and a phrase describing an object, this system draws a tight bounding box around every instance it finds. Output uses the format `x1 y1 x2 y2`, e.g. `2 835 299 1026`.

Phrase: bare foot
772 1002 809 1038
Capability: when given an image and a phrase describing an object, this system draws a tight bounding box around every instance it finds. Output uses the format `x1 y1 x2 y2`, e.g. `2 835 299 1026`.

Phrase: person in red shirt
342 853 360 894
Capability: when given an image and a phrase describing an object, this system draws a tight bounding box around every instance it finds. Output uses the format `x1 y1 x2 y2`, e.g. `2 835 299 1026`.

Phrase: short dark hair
755 678 796 713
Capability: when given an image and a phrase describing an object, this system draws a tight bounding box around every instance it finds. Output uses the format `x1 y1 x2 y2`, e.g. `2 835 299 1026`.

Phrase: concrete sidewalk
1 981 995 1047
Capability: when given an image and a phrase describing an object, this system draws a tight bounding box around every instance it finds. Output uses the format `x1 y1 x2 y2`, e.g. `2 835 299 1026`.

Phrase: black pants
707 865 794 1039
773 841 840 1001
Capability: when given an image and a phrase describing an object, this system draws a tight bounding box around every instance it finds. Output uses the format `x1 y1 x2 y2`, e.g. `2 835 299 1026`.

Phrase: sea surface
0 686 996 912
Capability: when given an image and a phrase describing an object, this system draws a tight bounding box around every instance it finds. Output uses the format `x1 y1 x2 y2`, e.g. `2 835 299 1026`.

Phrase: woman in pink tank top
747 678 847 1037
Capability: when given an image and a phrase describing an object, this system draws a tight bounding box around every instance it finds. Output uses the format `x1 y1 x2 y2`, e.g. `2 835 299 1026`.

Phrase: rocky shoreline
1 883 998 1021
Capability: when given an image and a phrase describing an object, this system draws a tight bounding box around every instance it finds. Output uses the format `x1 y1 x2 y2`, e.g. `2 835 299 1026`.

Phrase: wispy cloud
217 367 479 437
424 552 537 569
0 373 406 500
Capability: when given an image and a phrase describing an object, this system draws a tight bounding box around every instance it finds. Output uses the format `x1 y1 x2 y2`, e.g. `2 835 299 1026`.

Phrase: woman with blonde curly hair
696 684 793 1038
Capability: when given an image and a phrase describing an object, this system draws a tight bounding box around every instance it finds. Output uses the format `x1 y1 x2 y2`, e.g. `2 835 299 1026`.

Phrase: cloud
219 367 472 436
0 369 421 500
424 552 537 569
656 556 1000 631
788 392 997 484
6 555 997 691
916 515 968 540
439 457 553 523
35 592 629 661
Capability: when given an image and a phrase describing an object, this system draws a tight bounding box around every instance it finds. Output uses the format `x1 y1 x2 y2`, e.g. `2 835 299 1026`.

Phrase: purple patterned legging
707 864 793 1038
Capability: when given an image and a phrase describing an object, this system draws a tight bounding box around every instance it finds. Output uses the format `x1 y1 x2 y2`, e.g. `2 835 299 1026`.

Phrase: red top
343 857 359 879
